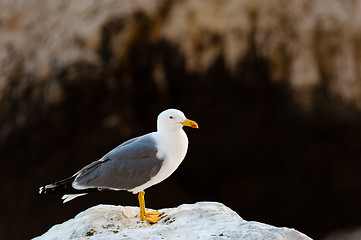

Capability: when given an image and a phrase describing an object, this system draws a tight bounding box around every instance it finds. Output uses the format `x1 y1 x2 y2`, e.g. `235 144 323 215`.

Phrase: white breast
130 130 189 193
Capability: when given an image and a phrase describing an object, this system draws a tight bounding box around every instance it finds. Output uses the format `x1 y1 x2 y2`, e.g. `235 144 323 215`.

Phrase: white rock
33 202 312 240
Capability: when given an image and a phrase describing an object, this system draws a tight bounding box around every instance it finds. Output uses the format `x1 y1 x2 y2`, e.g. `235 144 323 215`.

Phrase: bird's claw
140 211 164 224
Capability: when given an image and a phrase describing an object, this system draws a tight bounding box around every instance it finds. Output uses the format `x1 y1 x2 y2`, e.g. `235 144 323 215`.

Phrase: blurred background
1 0 361 239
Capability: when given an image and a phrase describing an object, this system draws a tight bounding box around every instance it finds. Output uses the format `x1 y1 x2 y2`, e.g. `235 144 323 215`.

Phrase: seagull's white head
157 109 199 132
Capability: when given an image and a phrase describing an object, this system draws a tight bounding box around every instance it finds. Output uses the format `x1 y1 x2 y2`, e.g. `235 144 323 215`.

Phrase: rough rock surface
33 202 311 240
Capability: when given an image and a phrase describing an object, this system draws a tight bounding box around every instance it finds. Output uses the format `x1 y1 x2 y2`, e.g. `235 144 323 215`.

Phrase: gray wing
73 133 164 190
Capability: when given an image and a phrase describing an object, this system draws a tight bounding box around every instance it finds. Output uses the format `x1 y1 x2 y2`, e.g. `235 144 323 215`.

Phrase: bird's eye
169 116 174 119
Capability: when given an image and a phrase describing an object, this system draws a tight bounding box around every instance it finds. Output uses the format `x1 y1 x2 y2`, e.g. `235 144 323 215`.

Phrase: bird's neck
156 129 188 160
158 128 187 139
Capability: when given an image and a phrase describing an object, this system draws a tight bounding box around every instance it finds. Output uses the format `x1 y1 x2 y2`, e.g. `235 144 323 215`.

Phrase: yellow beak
181 118 199 129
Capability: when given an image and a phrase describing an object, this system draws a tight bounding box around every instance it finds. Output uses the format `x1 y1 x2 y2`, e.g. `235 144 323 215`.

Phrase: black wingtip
39 176 103 195
39 186 45 194
39 176 77 195
39 184 60 194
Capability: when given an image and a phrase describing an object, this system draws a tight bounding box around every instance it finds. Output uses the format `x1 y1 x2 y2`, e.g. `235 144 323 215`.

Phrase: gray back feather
74 133 164 190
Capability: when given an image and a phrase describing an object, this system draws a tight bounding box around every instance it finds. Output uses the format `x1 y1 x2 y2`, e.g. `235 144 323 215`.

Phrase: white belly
130 130 188 193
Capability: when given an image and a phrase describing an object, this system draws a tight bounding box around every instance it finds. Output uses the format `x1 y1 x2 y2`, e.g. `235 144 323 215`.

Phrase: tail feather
61 193 87 203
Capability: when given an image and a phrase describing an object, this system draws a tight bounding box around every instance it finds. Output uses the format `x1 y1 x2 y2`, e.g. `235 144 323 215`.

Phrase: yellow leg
138 191 163 223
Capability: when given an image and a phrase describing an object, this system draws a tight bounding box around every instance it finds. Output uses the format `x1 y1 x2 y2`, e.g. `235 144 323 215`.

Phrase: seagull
39 109 198 223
